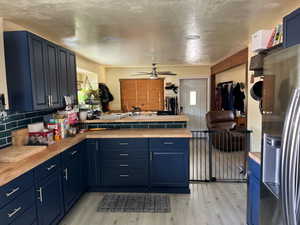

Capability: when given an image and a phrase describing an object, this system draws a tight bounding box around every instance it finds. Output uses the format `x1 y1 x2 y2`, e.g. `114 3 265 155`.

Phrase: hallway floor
59 183 247 225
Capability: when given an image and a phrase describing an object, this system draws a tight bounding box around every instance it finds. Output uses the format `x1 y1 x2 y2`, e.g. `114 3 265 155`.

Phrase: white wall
215 64 246 84
105 65 211 111
0 18 8 108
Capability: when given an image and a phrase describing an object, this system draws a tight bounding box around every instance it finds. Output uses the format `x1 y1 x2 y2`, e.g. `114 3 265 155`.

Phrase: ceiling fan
132 63 177 79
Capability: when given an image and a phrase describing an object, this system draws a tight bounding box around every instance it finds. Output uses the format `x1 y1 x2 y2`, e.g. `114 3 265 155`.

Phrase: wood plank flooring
59 183 247 225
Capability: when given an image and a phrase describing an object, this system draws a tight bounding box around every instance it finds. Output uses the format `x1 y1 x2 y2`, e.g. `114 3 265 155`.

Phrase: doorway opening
179 78 209 131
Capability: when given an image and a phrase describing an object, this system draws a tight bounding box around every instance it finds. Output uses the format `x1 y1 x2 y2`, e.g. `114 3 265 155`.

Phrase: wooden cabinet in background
120 79 164 112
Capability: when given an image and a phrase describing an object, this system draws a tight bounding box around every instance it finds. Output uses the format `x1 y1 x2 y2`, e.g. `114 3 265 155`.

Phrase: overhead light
185 34 200 40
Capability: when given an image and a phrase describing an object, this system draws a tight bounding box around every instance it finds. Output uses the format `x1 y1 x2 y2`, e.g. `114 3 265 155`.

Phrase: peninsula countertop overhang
0 128 192 187
81 115 189 123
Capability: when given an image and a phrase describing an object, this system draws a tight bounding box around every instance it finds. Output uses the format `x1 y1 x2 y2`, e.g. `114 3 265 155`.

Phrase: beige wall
105 65 210 110
215 64 246 84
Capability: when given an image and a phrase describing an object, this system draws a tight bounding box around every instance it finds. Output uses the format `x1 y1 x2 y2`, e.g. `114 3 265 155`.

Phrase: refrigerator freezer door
280 89 300 225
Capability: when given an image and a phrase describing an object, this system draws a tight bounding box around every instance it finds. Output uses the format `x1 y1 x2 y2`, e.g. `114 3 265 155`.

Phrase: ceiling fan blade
131 72 152 76
157 72 177 76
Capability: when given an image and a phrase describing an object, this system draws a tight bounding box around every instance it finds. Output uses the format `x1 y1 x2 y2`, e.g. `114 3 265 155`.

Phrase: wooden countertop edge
0 128 192 186
81 115 189 124
248 152 261 165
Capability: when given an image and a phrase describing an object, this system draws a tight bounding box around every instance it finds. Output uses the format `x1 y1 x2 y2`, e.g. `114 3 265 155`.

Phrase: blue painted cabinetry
283 8 300 48
150 139 189 188
35 171 64 225
0 170 36 225
3 31 78 111
61 144 84 212
86 140 101 187
0 137 190 225
247 158 261 225
101 139 149 187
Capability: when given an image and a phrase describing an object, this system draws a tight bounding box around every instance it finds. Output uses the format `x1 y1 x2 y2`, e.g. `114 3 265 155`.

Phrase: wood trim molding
211 48 248 75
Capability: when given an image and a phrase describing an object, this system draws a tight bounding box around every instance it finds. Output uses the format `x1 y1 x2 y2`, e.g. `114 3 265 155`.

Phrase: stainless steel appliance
261 44 300 225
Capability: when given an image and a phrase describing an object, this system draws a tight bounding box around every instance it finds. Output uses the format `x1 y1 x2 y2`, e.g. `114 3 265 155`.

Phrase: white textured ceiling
0 0 299 66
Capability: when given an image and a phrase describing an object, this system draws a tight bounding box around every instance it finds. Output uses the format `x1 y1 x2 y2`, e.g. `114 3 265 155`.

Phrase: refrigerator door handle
281 88 300 225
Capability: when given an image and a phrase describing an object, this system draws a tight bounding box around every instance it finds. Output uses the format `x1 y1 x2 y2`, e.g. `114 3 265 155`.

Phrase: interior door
180 79 208 131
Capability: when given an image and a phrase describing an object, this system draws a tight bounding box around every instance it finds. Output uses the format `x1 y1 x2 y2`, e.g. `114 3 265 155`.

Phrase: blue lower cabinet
150 152 188 187
0 186 35 225
35 171 64 225
10 205 37 225
86 140 101 187
62 150 83 212
150 138 189 189
247 158 260 225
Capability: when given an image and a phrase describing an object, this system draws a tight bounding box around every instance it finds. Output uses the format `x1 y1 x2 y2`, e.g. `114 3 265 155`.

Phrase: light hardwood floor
59 183 247 225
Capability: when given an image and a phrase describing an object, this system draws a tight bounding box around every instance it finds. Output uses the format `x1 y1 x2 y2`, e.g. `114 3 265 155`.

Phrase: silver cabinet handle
37 187 43 203
8 207 22 218
64 168 68 181
71 150 78 155
119 154 128 156
50 95 53 106
48 96 51 107
119 143 129 145
164 142 174 145
47 164 56 171
120 175 129 177
150 152 153 161
6 187 20 197
120 164 128 167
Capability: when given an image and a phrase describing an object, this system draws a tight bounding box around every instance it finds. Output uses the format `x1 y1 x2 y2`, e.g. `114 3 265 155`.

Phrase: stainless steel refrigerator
261 44 300 225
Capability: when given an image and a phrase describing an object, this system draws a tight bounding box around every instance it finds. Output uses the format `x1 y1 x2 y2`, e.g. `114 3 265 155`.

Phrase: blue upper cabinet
4 31 78 112
283 8 300 48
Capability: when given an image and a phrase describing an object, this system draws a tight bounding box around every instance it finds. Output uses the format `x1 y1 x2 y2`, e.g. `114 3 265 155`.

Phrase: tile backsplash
0 110 54 149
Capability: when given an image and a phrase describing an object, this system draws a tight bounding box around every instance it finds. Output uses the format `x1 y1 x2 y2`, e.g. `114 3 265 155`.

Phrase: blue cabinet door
36 171 64 225
86 140 100 187
150 138 189 188
28 33 49 110
67 52 78 104
43 41 61 108
249 176 260 225
57 47 69 106
62 147 83 212
150 152 188 187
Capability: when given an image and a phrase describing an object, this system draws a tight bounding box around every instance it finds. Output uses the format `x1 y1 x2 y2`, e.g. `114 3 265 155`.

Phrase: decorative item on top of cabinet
4 31 78 112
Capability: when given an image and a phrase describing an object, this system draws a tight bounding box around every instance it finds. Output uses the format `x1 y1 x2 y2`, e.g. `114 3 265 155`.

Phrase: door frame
178 77 210 130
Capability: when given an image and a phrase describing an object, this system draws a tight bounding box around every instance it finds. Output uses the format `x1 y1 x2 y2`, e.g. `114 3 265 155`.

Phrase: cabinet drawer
150 138 189 151
102 149 148 160
0 170 34 209
102 168 148 186
10 205 36 225
0 186 35 225
102 159 148 170
249 158 261 181
101 139 148 150
35 156 60 180
61 145 81 163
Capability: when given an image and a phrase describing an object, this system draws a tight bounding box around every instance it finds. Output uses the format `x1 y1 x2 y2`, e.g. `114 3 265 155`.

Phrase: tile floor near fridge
59 183 247 225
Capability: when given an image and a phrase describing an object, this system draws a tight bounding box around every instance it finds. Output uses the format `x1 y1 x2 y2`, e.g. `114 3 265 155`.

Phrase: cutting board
0 146 47 163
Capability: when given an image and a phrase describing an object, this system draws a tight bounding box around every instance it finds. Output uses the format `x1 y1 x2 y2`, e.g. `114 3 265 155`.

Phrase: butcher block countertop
82 115 189 123
249 152 261 165
0 128 192 186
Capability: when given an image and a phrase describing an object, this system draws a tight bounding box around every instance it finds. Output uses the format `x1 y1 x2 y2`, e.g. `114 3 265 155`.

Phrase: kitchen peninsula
81 115 189 129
